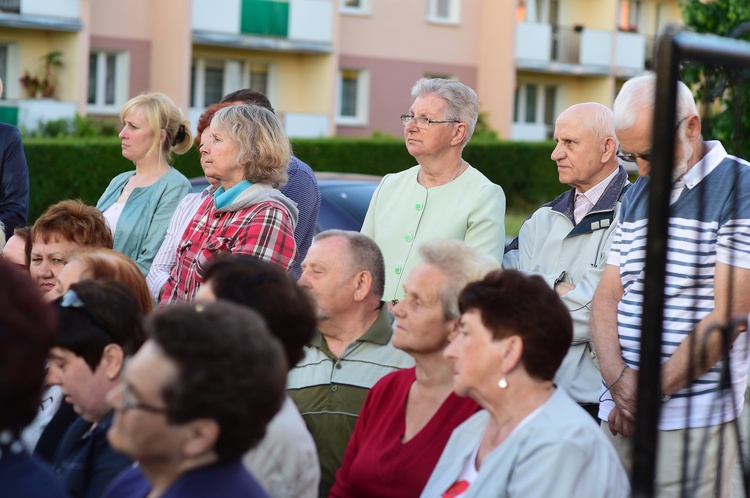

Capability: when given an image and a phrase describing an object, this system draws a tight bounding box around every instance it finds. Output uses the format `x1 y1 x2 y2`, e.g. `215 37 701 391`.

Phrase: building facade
0 0 681 139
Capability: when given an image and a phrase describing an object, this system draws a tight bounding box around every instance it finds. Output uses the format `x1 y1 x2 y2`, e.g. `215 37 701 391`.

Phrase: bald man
503 102 630 418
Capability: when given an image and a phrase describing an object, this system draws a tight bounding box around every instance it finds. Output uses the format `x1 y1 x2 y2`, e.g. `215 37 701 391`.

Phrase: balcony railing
551 26 582 64
0 0 20 13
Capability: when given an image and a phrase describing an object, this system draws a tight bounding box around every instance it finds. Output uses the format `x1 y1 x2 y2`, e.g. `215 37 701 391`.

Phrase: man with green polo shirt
289 229 413 497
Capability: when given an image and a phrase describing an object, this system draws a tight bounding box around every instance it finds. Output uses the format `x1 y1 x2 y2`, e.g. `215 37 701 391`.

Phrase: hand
607 406 636 437
609 366 638 421
554 281 575 296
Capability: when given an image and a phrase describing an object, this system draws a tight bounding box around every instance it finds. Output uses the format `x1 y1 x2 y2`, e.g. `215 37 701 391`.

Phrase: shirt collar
576 167 620 207
682 140 725 190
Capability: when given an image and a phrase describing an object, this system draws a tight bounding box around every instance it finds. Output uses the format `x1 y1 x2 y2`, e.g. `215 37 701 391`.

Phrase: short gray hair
210 105 290 188
613 73 698 132
314 230 385 300
411 78 479 148
418 240 500 321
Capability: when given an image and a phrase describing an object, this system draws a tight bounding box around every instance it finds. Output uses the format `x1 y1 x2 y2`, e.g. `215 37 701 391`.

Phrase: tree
679 0 750 159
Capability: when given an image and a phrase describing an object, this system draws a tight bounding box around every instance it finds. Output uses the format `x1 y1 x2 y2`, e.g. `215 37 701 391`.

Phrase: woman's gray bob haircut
411 78 479 148
418 239 500 321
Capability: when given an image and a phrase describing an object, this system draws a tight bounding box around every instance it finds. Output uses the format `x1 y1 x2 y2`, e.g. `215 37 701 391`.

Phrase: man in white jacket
503 102 629 418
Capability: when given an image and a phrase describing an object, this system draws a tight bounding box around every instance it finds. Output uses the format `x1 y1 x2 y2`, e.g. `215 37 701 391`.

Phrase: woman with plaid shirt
160 105 298 306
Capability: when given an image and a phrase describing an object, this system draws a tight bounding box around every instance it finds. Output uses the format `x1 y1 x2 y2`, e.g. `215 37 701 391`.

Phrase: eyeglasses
400 114 460 129
116 355 170 415
616 116 690 164
119 380 169 415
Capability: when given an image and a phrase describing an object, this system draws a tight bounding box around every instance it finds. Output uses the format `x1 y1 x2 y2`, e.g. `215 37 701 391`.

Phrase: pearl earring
498 376 508 389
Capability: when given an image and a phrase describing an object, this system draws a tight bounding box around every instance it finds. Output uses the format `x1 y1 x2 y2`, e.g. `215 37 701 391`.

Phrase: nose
550 142 565 161
118 126 127 139
38 260 53 278
443 336 458 360
47 364 62 386
392 299 405 318
297 270 311 288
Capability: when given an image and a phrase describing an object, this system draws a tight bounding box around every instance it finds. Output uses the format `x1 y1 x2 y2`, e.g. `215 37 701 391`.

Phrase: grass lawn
505 208 533 237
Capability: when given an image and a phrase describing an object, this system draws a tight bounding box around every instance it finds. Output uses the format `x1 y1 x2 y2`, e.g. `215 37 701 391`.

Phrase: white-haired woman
330 240 499 498
97 92 193 276
160 105 298 305
361 78 506 302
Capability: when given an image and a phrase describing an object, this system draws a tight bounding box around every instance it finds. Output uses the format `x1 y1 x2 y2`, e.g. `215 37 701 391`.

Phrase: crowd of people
0 71 748 498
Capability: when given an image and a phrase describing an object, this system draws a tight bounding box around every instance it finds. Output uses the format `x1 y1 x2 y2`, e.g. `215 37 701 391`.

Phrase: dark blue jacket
102 459 269 498
52 411 131 498
0 440 69 498
0 123 29 239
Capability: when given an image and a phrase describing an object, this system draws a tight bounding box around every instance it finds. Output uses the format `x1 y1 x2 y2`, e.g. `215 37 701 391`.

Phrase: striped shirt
287 306 413 497
146 187 213 302
601 141 750 430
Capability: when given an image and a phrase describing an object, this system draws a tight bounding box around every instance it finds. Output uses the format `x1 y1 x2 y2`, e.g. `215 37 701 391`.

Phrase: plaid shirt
160 194 296 305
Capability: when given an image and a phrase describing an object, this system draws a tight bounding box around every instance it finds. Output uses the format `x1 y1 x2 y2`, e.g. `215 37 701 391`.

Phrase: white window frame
192 58 278 109
336 69 369 126
426 0 461 25
340 0 371 16
87 51 129 115
513 81 558 138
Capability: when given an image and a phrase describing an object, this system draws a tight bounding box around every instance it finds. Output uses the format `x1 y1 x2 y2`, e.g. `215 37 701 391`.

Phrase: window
191 58 275 109
619 0 641 32
514 82 557 138
337 69 369 125
87 51 129 113
340 0 371 15
427 0 460 24
0 45 6 100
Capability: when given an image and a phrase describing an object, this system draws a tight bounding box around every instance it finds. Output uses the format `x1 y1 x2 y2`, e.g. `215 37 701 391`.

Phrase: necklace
418 158 465 186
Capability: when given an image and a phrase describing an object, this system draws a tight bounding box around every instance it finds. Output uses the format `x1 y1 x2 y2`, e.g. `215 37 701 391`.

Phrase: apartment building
0 0 681 139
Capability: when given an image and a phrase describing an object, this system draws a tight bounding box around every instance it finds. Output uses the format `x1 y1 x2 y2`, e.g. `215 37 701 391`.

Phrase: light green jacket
96 167 190 276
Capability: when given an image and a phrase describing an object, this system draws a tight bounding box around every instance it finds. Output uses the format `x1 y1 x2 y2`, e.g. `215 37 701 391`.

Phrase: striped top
601 141 750 430
287 306 413 497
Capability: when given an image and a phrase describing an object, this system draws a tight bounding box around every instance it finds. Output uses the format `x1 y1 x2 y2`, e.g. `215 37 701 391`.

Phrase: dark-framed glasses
400 114 460 129
616 116 690 164
119 381 169 415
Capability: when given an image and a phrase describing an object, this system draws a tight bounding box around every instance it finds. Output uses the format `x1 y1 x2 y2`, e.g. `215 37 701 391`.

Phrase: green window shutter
0 106 19 126
241 0 289 37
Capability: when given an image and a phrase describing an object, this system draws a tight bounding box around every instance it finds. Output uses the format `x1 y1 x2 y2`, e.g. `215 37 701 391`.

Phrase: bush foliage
24 137 562 223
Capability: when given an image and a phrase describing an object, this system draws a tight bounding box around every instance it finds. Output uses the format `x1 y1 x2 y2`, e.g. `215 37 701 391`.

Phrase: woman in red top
160 105 297 305
330 240 499 498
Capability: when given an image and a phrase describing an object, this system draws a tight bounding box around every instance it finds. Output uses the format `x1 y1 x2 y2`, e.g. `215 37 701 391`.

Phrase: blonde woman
97 92 192 277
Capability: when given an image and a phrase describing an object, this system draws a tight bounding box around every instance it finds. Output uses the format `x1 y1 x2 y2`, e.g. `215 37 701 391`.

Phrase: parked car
189 172 382 233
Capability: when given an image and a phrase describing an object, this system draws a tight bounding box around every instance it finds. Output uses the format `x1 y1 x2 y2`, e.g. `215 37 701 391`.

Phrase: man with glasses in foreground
503 102 629 420
361 77 505 302
102 300 287 498
592 73 750 496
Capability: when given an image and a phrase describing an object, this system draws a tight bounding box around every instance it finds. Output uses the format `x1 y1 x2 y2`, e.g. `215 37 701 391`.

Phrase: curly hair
120 92 194 163
68 248 153 313
210 105 290 188
147 301 287 461
202 255 316 368
31 199 113 248
56 279 146 372
0 259 58 434
458 269 572 382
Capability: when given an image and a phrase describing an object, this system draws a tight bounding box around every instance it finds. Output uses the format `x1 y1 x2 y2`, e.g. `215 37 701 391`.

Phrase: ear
449 123 467 147
159 128 168 145
500 335 524 373
182 419 220 458
601 136 616 164
101 344 125 381
352 271 373 303
684 114 701 140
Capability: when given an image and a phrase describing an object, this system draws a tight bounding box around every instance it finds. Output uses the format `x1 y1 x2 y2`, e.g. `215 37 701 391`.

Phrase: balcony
0 0 82 31
515 22 645 77
192 0 333 54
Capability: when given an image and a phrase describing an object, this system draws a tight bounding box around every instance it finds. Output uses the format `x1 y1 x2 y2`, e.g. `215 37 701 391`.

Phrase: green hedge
23 137 563 223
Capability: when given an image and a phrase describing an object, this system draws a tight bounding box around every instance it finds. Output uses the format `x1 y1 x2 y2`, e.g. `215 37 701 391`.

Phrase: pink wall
336 54 477 138
90 36 151 98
